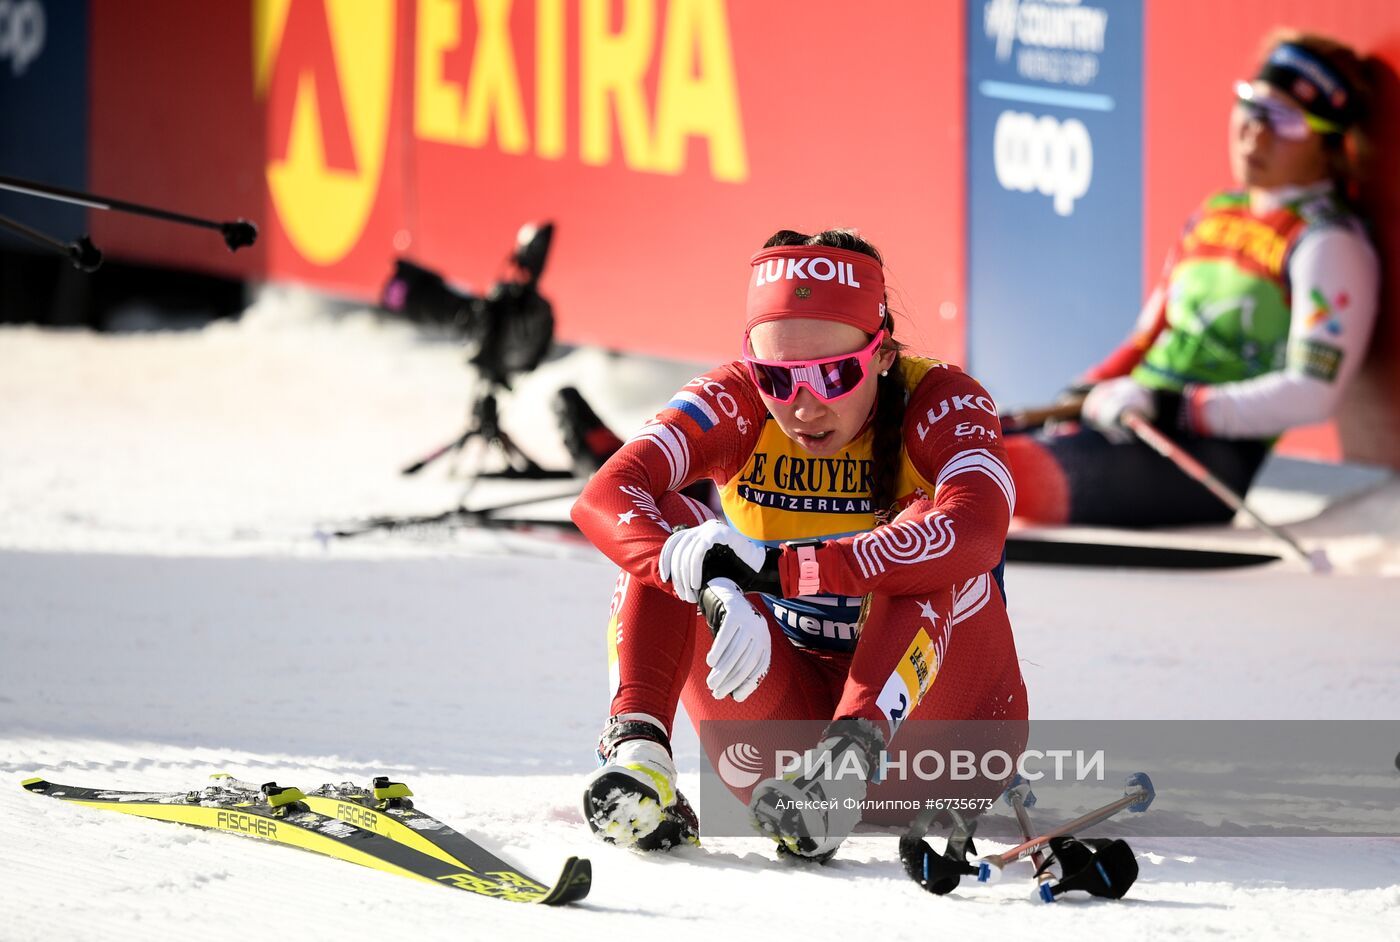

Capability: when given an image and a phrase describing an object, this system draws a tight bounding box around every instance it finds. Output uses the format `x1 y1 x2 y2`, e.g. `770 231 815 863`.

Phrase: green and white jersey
1132 182 1378 439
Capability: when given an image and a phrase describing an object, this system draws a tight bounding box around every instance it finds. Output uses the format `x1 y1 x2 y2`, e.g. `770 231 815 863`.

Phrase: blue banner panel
966 0 1142 409
0 0 87 249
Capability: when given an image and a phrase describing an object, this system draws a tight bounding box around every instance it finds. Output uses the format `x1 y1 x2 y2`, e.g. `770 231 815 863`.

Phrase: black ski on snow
22 777 591 906
1005 535 1280 569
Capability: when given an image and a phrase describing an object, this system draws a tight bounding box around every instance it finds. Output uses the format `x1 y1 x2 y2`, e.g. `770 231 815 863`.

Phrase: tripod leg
454 436 487 500
494 427 550 474
401 426 474 476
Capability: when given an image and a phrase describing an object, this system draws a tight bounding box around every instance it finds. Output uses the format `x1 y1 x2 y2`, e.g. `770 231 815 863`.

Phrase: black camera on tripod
379 222 574 485
381 222 555 388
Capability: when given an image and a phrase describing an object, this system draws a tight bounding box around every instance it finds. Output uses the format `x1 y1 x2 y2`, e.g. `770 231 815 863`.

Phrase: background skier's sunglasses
1234 81 1341 141
743 330 886 403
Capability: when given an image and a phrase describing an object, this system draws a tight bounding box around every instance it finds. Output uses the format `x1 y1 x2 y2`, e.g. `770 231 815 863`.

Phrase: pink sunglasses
743 330 887 403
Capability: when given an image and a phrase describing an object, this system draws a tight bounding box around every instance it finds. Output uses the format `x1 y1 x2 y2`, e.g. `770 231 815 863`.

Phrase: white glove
1081 377 1154 443
702 578 770 702
658 519 767 604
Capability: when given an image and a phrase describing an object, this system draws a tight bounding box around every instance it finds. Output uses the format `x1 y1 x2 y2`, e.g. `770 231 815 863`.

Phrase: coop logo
0 0 44 76
254 0 394 265
716 741 765 788
994 110 1092 216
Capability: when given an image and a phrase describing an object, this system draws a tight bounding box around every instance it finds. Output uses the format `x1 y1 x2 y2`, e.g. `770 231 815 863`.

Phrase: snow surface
2 292 1398 940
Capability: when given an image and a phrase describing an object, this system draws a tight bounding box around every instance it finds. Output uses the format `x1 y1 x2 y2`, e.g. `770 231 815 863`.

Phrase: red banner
88 1 1400 468
91 0 966 365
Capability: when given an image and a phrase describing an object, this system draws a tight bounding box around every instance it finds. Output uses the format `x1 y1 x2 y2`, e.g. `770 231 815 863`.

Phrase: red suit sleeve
570 362 764 591
1079 286 1169 382
778 367 1014 598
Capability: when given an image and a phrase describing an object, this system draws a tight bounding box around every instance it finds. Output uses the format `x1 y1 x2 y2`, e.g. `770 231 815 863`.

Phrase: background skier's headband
1256 42 1356 130
745 245 886 336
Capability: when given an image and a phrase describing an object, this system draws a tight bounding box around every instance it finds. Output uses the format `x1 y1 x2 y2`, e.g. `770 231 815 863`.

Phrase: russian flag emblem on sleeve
667 392 719 432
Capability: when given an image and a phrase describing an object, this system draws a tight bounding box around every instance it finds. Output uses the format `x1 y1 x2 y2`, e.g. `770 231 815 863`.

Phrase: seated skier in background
568 228 1027 861
1004 29 1380 527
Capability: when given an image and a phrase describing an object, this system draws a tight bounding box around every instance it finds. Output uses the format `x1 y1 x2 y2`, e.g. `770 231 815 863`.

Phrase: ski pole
0 212 102 271
0 174 257 253
1122 412 1331 573
977 772 1154 883
1001 394 1086 433
1000 776 1144 903
1003 777 1051 887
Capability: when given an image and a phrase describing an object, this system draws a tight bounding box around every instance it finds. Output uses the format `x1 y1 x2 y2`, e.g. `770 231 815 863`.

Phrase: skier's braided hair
760 228 907 524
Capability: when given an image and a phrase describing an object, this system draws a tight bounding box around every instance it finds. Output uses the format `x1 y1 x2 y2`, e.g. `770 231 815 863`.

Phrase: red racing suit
572 357 1027 813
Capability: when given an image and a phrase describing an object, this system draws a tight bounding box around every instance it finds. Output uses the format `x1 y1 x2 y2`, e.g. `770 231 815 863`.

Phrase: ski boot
583 714 699 851
748 718 884 863
555 386 623 478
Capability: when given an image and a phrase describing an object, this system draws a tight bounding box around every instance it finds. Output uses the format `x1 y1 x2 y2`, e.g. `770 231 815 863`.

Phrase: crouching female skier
571 229 1028 861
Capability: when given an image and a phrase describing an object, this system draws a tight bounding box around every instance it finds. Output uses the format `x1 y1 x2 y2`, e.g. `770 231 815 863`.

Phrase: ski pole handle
1004 779 1050 881
667 524 726 638
1001 395 1086 433
699 584 725 637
